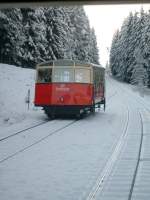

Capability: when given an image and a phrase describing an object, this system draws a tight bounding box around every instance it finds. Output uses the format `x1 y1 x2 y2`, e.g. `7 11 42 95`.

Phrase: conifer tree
0 6 100 68
20 8 48 68
131 47 148 86
141 10 150 87
0 9 24 66
109 30 121 76
44 7 71 60
88 28 99 64
69 7 93 62
110 9 150 87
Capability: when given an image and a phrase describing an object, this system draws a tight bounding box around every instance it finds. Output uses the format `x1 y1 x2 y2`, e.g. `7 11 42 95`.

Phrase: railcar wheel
76 114 81 119
49 114 55 119
76 112 84 119
43 107 55 119
90 105 95 114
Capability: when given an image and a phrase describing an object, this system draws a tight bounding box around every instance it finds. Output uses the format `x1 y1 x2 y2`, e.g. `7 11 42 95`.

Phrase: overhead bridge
0 0 149 9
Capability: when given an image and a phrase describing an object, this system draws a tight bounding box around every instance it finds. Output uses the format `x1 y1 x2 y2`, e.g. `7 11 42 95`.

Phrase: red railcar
34 59 105 118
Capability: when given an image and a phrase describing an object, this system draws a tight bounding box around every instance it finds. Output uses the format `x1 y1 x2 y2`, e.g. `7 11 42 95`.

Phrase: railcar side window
37 68 52 83
75 69 91 83
53 68 74 82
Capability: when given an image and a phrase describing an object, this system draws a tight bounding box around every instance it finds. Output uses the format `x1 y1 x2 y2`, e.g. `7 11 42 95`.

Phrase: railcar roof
37 59 105 69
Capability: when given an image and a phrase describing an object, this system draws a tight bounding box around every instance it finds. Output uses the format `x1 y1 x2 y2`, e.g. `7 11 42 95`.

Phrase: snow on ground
110 74 150 108
1 65 150 200
0 89 129 200
0 64 46 131
0 64 149 131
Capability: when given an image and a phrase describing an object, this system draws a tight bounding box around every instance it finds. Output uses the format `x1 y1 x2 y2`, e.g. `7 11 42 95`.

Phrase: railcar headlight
60 96 64 102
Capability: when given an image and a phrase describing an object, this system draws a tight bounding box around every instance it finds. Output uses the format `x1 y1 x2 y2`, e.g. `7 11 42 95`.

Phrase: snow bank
0 64 44 128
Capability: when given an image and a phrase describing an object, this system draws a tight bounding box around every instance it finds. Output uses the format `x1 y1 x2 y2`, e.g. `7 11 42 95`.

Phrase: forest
110 8 150 88
0 6 99 68
1 6 150 89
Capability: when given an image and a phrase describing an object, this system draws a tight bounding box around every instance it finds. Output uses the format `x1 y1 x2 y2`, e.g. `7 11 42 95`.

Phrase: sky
84 4 150 66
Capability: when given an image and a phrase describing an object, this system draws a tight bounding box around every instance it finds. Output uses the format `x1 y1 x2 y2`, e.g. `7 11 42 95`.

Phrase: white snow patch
0 63 45 130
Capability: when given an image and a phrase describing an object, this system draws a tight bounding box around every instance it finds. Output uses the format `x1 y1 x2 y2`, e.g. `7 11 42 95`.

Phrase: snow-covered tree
119 12 136 82
141 10 150 87
44 7 72 61
109 29 121 76
110 8 150 87
88 28 99 64
20 8 48 68
0 9 25 66
0 6 99 68
69 7 97 63
131 47 148 86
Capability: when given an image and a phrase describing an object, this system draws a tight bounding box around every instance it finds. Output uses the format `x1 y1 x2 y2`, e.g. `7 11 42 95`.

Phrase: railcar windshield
53 68 74 82
37 66 91 83
37 68 52 83
75 68 91 83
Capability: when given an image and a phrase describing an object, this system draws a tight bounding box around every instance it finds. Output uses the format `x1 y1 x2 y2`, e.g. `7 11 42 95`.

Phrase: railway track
85 78 148 200
0 119 77 164
86 106 130 200
0 120 49 142
111 78 150 200
0 86 118 165
128 110 144 200
86 77 147 200
0 91 117 143
2 78 146 199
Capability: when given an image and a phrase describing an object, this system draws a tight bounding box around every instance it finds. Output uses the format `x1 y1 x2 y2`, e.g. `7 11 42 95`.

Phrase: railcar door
34 67 52 106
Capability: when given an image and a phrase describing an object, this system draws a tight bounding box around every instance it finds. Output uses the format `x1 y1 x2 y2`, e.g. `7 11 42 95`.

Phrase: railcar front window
37 68 52 83
75 69 91 83
53 68 74 82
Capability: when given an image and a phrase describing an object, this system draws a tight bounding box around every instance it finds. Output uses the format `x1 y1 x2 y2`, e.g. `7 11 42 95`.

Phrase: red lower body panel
34 83 94 106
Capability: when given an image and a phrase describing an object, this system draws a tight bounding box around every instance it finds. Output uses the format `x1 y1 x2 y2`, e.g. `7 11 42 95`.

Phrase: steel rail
127 110 144 200
0 120 77 164
0 120 50 142
0 90 116 143
108 77 147 200
86 106 129 200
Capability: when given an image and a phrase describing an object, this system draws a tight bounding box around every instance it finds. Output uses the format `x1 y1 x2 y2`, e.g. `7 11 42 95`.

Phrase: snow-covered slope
1 65 150 200
1 64 150 129
0 64 44 128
